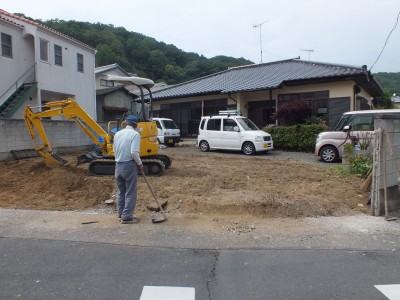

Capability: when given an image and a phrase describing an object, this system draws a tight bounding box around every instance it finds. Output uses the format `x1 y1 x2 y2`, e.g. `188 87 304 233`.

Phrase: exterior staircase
0 82 37 118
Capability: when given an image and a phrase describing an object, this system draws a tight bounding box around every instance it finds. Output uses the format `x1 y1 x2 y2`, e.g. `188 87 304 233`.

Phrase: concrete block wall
371 116 400 216
0 118 106 161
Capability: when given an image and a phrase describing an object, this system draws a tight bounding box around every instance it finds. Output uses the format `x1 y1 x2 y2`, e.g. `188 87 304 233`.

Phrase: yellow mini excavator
24 76 171 176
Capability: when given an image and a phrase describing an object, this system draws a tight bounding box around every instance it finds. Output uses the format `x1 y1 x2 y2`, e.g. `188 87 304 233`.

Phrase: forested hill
35 18 253 84
374 72 400 95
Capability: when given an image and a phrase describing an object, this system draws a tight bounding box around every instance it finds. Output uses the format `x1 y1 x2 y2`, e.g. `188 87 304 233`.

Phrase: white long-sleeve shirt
113 125 142 165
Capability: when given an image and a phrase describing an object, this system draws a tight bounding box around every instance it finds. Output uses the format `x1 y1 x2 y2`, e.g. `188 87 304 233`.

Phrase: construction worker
113 115 144 224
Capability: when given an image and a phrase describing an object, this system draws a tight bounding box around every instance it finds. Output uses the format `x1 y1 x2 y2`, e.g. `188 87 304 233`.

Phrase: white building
0 9 97 119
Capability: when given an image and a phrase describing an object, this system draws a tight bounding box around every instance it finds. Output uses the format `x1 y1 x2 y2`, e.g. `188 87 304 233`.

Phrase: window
199 119 206 130
77 53 84 72
206 119 221 131
223 119 237 131
163 120 179 129
54 44 62 66
350 115 373 131
278 91 329 101
236 118 259 131
40 39 49 62
100 79 114 87
1 32 12 58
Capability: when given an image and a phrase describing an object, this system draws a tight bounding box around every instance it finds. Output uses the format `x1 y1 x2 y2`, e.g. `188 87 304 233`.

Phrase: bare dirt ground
0 146 370 221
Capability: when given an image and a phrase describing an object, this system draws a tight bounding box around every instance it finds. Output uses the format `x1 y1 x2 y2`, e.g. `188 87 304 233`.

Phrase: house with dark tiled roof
0 9 96 119
150 59 383 136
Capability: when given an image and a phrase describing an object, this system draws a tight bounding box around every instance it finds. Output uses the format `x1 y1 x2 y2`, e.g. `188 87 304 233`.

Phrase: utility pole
301 49 314 60
253 20 268 64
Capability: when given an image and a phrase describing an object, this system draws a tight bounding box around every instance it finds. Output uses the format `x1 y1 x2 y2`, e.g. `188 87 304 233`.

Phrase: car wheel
242 142 255 155
320 146 338 163
199 140 209 152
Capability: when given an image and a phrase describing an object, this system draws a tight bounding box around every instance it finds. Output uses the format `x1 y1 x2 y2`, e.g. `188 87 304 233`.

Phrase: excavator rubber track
88 158 165 176
153 154 172 169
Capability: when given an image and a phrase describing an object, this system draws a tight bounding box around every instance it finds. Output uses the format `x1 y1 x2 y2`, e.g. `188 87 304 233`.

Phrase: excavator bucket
51 153 68 165
40 152 68 166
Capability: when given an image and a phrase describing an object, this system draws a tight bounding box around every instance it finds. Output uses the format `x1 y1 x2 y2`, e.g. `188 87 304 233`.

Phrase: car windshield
236 118 259 131
163 120 179 129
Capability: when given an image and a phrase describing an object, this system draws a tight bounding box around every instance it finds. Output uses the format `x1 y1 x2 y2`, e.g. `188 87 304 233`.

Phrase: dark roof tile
151 59 382 99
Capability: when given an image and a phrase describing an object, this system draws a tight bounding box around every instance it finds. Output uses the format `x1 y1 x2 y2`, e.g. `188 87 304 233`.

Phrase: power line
370 10 400 71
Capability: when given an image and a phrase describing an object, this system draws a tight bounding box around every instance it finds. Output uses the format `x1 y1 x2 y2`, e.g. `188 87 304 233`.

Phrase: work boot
120 217 140 224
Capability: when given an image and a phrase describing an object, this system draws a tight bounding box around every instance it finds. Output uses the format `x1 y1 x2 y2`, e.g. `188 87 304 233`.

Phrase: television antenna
253 20 268 63
301 49 314 60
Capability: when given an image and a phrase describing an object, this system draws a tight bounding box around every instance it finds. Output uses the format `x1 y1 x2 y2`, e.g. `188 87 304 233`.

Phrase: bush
264 124 329 152
349 153 373 178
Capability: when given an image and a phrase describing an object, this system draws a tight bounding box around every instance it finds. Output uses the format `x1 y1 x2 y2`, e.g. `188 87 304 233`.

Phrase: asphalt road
1 237 399 300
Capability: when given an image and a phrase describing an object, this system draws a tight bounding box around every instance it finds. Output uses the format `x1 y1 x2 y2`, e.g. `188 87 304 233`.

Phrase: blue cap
126 115 138 123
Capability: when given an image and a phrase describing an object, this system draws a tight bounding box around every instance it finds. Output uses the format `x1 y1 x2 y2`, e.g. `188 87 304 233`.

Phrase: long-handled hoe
142 172 167 223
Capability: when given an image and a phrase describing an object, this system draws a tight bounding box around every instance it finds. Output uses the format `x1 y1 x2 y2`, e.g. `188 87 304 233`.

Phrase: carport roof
151 59 383 100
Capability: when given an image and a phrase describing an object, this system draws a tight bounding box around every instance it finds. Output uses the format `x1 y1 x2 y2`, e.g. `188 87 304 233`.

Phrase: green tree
95 44 117 67
163 64 185 84
378 88 395 109
374 72 400 95
146 50 168 79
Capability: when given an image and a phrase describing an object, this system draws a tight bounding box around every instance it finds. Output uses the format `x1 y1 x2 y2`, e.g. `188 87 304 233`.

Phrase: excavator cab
104 75 171 169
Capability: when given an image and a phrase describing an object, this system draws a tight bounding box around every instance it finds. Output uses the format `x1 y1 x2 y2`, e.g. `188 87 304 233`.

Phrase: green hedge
263 124 329 152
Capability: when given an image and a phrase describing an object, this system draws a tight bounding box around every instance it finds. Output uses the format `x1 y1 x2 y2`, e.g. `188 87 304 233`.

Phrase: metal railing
0 63 36 106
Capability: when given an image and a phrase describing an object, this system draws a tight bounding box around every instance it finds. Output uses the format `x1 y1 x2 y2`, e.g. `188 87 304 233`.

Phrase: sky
2 0 400 73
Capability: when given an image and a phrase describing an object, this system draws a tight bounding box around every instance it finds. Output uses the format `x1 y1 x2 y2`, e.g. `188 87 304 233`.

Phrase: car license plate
263 144 269 148
168 139 173 143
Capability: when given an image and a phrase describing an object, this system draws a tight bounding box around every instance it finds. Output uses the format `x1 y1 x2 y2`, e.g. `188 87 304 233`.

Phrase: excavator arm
24 98 113 166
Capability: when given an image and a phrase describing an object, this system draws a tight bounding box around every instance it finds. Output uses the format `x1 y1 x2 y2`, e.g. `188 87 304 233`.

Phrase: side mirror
343 125 352 132
234 126 240 132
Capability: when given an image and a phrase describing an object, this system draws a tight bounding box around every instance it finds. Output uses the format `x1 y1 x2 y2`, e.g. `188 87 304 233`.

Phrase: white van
315 109 400 162
153 118 181 146
197 111 273 155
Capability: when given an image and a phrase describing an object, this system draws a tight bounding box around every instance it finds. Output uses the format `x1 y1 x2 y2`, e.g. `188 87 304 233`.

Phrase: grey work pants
115 161 138 220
